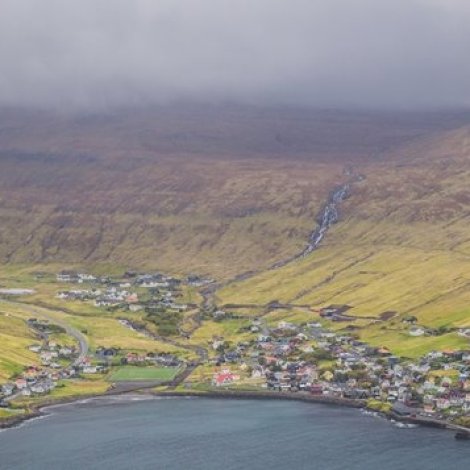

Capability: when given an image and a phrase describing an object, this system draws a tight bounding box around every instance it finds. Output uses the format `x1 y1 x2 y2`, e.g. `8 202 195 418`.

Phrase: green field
109 366 180 382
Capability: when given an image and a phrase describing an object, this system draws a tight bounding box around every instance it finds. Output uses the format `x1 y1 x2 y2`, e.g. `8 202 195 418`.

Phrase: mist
1 0 469 111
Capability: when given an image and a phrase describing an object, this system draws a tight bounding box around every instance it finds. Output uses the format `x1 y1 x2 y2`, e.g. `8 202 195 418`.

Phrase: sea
0 397 468 469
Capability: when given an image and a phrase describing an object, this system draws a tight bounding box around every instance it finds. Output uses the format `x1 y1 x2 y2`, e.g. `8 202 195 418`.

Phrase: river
0 397 468 469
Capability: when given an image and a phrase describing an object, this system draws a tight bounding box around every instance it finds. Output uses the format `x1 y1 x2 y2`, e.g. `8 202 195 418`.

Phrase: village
1 322 78 402
54 270 208 311
207 315 470 421
1 269 470 429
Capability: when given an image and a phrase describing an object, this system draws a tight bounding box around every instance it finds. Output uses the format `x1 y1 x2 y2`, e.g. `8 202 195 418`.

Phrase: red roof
215 373 235 384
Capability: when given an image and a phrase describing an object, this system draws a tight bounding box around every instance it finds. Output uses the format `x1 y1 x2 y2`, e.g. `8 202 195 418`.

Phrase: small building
409 327 425 337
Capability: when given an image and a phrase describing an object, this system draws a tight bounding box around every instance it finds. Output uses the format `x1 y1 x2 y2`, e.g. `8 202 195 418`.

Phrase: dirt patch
380 311 397 321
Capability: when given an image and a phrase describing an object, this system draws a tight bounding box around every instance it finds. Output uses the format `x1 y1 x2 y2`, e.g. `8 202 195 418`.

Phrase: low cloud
0 0 469 110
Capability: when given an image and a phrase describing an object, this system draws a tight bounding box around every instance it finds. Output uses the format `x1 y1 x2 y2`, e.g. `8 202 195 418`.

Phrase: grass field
109 366 180 382
0 311 40 382
50 379 110 398
0 408 24 418
10 380 110 407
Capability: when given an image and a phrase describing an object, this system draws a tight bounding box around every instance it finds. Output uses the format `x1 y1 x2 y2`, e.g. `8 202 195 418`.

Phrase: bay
0 397 468 470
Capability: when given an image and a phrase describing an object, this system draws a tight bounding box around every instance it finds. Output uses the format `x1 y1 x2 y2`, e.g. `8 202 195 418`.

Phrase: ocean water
0 397 468 470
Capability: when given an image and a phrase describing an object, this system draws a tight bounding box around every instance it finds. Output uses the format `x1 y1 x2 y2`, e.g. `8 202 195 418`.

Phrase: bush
366 399 392 413
146 310 182 336
454 416 470 428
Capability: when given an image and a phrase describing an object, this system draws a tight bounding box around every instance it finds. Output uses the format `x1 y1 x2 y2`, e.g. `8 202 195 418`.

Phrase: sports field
109 366 180 382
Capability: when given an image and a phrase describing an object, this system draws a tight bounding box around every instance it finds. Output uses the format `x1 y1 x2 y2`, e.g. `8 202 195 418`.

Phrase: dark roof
392 402 416 416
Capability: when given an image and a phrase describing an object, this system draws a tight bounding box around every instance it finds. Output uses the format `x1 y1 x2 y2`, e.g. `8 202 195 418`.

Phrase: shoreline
150 390 470 435
2 387 469 438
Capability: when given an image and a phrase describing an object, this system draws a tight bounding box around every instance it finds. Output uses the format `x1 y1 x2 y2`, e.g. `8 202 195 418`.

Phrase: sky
0 0 469 110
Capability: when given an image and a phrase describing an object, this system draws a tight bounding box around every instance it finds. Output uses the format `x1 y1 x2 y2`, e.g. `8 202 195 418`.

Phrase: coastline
152 389 365 408
150 389 470 435
1 388 469 438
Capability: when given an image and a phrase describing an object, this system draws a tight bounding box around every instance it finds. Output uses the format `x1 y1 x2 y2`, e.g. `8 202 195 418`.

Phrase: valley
1 107 470 430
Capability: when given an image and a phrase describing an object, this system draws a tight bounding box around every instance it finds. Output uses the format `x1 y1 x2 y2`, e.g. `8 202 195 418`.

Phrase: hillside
1 106 469 279
1 109 470 402
218 125 470 352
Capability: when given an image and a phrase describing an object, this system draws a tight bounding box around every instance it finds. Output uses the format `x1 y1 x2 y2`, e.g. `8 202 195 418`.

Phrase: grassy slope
2 107 467 280
0 312 38 381
1 111 470 364
218 127 470 355
0 158 341 280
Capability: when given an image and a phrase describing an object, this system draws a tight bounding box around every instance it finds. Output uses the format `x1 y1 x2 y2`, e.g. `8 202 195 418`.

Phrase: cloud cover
0 0 469 110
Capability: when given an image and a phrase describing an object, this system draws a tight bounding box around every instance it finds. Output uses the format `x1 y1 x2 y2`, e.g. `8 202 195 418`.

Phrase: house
378 347 392 356
30 383 49 394
129 304 144 312
212 370 240 387
257 335 271 343
212 339 225 351
423 403 436 414
59 347 73 357
224 351 240 363
126 293 139 304
96 347 118 359
436 398 451 410
140 281 163 288
1 384 14 396
78 273 97 282
40 351 57 363
462 352 470 362
56 271 79 282
126 352 146 363
15 378 28 390
187 275 214 287
213 310 226 320
251 367 264 379
409 327 425 337
169 303 187 312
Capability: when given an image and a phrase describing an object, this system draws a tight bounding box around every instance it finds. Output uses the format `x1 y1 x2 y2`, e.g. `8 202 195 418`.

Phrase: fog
1 0 469 110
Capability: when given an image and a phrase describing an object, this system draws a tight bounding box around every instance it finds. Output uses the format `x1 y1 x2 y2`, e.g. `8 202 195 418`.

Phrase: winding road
0 299 89 366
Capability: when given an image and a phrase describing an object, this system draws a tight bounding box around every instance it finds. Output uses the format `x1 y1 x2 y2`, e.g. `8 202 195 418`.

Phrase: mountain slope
0 107 469 281
218 126 470 339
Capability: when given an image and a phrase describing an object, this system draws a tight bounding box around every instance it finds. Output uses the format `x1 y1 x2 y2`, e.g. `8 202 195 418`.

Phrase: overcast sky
1 0 469 110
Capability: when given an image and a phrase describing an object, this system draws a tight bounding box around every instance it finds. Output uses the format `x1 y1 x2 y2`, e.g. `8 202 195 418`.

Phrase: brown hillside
0 106 469 278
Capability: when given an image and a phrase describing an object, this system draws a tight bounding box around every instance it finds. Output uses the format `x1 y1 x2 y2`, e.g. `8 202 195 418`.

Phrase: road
0 299 89 366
